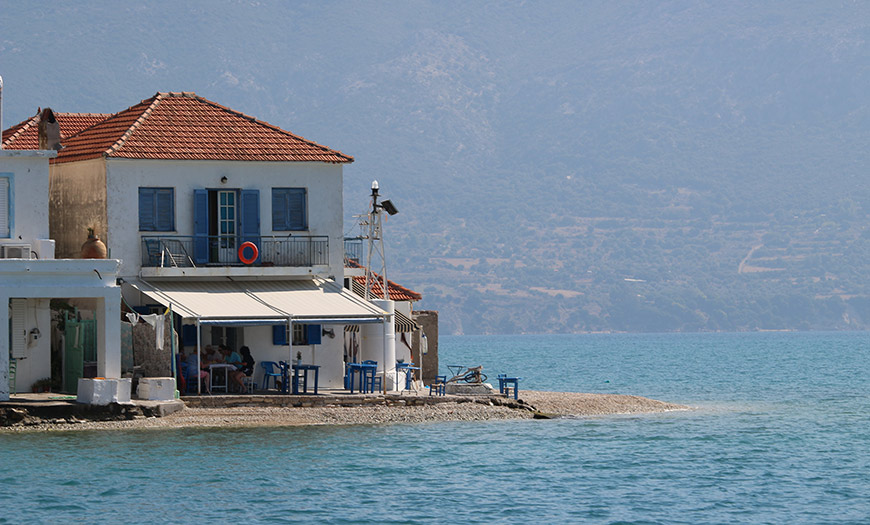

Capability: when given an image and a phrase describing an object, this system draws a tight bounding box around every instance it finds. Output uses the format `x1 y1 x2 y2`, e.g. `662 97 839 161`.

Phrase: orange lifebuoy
238 242 258 265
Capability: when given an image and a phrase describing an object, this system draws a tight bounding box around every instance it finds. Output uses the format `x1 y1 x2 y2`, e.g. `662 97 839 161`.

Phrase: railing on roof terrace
344 237 364 266
141 235 329 268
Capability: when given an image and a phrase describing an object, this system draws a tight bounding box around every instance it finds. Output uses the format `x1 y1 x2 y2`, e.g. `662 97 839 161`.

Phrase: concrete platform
0 392 184 426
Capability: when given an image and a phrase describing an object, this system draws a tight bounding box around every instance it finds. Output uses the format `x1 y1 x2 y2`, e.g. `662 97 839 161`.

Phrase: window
0 176 9 238
272 324 321 345
139 188 175 231
272 188 307 231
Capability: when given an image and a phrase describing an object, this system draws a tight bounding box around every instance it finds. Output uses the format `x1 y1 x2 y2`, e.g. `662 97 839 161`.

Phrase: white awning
124 277 386 325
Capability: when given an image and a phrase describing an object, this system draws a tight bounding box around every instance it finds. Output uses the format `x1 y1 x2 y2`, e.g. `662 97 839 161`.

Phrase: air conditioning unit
2 244 32 259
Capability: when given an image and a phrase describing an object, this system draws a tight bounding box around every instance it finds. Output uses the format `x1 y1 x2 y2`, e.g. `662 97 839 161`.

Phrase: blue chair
497 374 521 400
428 375 446 396
260 361 282 390
369 374 382 393
180 361 204 394
361 360 378 393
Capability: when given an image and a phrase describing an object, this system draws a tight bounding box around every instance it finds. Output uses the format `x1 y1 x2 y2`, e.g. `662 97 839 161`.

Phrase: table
346 362 378 393
395 362 420 391
291 364 320 394
209 364 236 393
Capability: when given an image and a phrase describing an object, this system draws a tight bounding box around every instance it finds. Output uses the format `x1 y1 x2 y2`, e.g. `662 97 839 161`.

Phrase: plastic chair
180 362 203 394
260 361 282 390
241 374 255 394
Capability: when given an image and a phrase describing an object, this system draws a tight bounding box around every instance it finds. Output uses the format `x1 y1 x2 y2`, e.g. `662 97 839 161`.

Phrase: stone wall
132 315 177 377
412 310 439 384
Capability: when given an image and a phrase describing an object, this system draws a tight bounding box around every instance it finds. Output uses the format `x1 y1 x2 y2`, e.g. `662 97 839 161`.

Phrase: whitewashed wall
104 158 345 279
0 150 53 245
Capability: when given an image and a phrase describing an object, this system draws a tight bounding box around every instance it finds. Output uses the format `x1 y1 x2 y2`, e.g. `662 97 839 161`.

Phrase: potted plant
31 377 52 393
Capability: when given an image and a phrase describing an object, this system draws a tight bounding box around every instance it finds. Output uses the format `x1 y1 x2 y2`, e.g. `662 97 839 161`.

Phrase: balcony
140 235 329 277
344 237 364 266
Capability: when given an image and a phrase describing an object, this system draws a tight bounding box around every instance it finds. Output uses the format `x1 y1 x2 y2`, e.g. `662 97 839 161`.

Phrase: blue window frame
139 187 175 231
272 188 307 231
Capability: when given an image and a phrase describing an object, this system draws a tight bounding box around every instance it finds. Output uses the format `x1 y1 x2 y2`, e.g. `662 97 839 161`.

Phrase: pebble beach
0 391 688 432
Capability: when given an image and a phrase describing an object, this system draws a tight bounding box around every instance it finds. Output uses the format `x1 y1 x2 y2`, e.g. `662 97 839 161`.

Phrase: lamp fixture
220 176 228 184
381 199 398 216
322 327 336 339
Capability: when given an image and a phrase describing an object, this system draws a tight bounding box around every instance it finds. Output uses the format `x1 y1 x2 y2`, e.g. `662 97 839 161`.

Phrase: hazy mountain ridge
2 1 869 333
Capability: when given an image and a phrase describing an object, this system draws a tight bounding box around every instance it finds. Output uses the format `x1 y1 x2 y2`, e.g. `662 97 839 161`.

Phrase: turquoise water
2 332 869 523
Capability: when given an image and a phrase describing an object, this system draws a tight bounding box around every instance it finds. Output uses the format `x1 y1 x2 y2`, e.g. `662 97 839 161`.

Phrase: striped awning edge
343 310 419 333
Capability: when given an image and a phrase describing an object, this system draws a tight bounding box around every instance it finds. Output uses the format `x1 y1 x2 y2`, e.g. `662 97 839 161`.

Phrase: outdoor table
395 362 420 391
209 363 236 393
291 364 320 394
346 362 377 393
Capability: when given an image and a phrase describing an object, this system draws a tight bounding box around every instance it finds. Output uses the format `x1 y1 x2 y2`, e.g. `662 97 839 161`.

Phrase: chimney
38 107 62 151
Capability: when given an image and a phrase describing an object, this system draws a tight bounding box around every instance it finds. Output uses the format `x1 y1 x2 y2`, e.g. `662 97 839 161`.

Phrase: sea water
1 332 869 523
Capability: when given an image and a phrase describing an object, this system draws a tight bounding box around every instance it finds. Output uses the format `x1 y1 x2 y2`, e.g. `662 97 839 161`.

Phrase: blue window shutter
240 189 260 241
193 189 208 264
272 188 306 231
155 189 174 231
273 324 288 345
139 189 155 231
287 188 306 230
272 189 288 231
140 188 174 231
307 324 321 345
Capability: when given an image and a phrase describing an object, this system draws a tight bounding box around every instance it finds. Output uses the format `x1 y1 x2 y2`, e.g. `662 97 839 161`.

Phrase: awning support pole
196 318 202 395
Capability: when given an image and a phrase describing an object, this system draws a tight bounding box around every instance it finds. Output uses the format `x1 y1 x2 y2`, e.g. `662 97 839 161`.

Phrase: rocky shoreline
0 391 689 433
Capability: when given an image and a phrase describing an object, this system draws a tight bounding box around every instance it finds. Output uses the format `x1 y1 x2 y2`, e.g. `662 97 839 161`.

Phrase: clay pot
81 228 107 259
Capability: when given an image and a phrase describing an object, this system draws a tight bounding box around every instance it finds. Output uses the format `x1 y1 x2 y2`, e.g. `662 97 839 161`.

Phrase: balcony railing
141 235 329 268
344 237 364 266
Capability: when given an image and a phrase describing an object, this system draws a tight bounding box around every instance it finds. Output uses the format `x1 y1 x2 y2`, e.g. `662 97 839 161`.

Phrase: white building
38 92 392 391
0 146 120 401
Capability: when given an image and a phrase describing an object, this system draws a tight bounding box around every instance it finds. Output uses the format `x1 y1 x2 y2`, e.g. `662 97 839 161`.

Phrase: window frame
138 187 176 232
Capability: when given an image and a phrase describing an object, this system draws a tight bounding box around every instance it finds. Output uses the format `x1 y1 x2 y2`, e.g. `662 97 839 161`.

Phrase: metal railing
344 237 364 266
141 235 329 268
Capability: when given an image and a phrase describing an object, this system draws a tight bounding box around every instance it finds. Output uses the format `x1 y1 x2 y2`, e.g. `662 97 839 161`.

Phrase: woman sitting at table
229 346 255 393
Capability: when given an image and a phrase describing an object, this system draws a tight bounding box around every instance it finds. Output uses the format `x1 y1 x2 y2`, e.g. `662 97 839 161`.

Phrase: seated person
230 346 255 393
205 345 224 364
185 348 211 394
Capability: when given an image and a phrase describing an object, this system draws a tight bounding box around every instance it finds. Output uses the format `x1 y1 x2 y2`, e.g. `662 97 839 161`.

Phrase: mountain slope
2 1 869 333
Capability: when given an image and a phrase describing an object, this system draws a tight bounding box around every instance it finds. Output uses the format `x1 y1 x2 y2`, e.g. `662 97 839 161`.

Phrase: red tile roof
348 261 422 302
53 92 353 164
2 112 111 149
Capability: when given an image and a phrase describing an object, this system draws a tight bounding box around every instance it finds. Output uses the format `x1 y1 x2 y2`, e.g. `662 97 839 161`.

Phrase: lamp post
364 180 398 301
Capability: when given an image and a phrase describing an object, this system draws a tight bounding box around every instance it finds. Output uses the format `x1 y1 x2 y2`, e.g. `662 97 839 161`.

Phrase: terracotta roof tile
347 261 422 302
53 92 353 164
2 112 111 149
